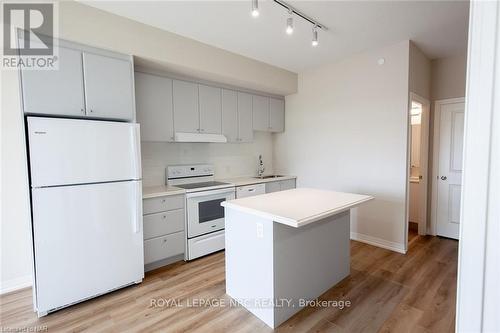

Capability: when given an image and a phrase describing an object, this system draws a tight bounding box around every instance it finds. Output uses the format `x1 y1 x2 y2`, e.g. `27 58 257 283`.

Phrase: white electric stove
167 164 235 260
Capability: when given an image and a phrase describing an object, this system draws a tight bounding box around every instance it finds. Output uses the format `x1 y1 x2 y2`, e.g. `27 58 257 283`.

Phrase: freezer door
27 117 141 187
31 180 144 314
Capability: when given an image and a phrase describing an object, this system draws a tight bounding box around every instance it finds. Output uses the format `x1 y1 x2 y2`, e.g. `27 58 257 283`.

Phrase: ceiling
83 0 469 73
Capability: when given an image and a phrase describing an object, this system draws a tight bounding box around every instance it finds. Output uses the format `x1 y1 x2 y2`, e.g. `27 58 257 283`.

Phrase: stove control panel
167 164 214 180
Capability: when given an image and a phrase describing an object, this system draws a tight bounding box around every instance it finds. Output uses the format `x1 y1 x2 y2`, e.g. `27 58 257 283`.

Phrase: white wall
142 133 274 187
431 54 467 100
0 2 294 293
273 41 410 252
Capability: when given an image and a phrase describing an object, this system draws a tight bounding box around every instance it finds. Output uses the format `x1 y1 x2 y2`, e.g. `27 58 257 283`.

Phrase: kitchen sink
254 175 284 179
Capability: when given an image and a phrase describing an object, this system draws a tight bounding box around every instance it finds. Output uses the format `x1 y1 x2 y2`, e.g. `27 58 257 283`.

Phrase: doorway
407 93 430 247
431 98 465 240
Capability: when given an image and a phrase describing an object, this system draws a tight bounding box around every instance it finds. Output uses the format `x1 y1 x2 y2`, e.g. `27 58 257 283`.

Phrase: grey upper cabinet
222 89 238 142
269 98 285 132
238 92 254 142
173 80 199 133
21 46 85 117
252 95 270 131
199 84 222 134
83 52 135 121
135 72 174 142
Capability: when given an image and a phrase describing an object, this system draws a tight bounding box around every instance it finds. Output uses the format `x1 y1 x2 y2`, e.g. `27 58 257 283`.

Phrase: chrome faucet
258 155 265 177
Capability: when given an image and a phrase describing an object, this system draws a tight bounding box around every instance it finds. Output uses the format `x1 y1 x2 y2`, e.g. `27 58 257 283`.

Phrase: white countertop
218 175 297 187
143 175 296 198
221 188 374 228
142 185 185 199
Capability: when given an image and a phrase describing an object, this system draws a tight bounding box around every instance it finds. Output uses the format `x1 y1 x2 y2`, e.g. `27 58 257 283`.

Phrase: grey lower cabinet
143 195 185 271
222 89 253 143
21 39 135 121
135 72 174 142
265 178 296 193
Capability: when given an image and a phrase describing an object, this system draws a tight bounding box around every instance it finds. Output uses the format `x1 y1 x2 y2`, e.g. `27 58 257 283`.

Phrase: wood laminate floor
0 236 458 333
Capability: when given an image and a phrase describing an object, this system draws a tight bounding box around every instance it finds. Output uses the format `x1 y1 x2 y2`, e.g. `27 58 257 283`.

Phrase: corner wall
273 41 410 252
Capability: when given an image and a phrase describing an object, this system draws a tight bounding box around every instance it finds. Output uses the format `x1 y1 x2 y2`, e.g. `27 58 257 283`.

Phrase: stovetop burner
174 181 231 190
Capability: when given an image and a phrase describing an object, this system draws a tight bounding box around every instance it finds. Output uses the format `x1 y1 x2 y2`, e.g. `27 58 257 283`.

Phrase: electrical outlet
256 222 264 238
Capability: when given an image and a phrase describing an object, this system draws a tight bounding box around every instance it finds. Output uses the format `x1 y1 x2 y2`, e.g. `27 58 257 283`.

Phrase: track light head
251 0 259 17
286 16 294 35
312 26 319 47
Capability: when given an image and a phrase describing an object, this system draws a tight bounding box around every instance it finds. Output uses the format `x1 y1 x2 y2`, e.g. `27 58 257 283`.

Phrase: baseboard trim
350 232 406 254
0 275 32 295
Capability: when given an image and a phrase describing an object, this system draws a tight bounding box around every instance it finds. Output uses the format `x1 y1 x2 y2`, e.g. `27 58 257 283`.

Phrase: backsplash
141 132 274 187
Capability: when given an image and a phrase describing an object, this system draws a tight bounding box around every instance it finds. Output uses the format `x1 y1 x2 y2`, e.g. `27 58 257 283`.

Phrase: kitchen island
221 188 373 328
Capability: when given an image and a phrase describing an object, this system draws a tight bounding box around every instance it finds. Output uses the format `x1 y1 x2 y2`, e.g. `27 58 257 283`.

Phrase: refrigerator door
27 117 141 188
31 180 144 314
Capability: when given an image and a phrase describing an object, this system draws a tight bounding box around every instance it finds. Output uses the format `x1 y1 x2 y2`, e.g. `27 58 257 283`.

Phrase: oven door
186 187 235 238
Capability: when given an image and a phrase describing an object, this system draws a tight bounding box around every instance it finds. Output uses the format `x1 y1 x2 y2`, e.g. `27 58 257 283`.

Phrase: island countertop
221 188 374 228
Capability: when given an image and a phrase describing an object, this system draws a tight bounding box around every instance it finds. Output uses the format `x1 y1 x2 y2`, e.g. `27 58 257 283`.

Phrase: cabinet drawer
144 231 184 264
143 195 184 214
143 209 184 240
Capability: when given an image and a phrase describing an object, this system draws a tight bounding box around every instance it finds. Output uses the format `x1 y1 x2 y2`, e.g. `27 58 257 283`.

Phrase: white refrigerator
27 117 144 317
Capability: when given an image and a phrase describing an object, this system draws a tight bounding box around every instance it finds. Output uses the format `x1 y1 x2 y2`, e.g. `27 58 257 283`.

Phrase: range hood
174 132 227 143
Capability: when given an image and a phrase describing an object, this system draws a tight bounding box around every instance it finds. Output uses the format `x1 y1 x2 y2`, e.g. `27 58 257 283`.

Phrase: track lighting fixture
251 0 259 17
251 0 326 47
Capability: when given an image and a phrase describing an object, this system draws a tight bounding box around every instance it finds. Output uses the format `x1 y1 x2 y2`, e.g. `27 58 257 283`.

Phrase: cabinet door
265 181 281 193
269 98 285 132
173 80 199 133
22 46 85 116
135 73 174 142
222 89 238 142
83 52 135 121
280 179 296 191
252 95 270 131
238 92 254 142
199 84 222 134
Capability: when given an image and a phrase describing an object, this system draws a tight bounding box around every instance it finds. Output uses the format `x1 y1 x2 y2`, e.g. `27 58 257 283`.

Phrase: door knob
440 176 447 180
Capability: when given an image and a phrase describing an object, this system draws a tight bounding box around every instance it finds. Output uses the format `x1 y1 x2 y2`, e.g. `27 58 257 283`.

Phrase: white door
238 92 254 142
173 80 200 133
32 180 144 314
27 117 141 187
222 89 238 142
199 84 222 134
436 101 465 239
252 95 270 131
83 52 135 121
135 72 174 142
21 45 85 116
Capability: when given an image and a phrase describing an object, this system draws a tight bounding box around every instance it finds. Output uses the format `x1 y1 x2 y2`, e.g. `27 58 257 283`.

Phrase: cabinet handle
440 176 447 180
200 129 205 132
162 199 166 203
90 109 94 113
81 108 85 113
163 215 167 219
163 238 167 243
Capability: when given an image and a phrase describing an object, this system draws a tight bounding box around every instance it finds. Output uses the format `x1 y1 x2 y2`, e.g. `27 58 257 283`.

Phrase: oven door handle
186 187 235 198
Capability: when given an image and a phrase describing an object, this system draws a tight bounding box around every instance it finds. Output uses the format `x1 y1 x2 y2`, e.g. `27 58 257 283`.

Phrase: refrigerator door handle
133 182 142 233
132 124 142 180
